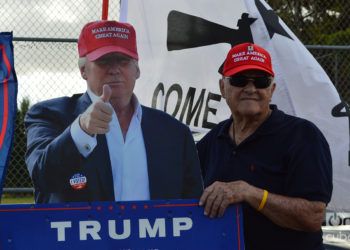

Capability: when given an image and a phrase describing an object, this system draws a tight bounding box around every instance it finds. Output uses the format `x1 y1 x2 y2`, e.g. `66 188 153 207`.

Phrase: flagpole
102 0 109 20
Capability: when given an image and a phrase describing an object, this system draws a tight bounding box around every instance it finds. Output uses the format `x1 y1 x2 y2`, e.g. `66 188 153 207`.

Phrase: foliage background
268 0 349 101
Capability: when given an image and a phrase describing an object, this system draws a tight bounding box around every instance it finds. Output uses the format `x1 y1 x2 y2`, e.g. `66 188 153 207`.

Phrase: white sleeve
70 115 97 158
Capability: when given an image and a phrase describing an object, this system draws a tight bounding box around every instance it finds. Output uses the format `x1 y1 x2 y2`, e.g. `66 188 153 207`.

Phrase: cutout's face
81 52 140 100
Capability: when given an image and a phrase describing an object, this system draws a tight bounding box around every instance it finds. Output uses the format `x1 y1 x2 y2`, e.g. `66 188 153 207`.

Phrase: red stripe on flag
0 206 92 213
153 203 198 208
0 45 11 150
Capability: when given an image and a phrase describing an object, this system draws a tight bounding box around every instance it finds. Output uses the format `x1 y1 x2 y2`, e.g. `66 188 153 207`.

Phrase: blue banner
0 199 245 250
0 32 17 196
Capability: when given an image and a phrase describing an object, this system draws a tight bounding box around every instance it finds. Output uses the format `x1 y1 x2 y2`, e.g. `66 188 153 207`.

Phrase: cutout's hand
79 85 113 135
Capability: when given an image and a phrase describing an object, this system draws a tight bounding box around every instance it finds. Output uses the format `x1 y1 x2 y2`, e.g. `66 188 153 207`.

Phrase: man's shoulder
141 106 188 129
198 119 230 144
29 93 84 113
276 109 322 132
26 94 86 119
273 108 327 143
141 105 172 118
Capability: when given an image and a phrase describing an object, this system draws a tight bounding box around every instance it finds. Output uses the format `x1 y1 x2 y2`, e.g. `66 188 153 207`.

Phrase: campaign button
84 144 91 151
69 173 87 190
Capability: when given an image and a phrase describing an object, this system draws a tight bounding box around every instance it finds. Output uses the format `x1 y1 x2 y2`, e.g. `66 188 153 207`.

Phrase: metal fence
308 46 350 103
1 0 121 199
1 1 349 199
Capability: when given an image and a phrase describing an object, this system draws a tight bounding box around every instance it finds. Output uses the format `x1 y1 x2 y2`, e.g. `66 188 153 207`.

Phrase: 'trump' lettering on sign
50 217 193 241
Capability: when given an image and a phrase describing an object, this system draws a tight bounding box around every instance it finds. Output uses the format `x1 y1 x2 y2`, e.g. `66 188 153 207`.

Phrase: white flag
121 0 350 211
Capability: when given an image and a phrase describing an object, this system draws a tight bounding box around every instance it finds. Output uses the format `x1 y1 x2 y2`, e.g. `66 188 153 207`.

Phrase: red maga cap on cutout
78 20 138 61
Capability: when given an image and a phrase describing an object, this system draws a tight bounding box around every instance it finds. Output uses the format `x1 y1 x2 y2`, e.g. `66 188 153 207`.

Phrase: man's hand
199 180 326 232
199 180 251 218
79 84 113 135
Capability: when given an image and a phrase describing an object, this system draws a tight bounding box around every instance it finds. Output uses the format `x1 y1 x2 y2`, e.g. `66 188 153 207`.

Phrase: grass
1 195 34 204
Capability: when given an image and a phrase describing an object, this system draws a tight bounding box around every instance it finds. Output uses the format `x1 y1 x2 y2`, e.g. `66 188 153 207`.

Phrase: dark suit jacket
25 92 203 203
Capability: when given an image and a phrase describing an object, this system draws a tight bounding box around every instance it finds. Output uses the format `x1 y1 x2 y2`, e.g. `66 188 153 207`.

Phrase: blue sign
0 32 17 196
0 199 245 250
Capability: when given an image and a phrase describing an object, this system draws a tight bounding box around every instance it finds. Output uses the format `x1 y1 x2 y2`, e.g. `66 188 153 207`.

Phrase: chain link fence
269 0 350 103
0 0 121 201
310 46 350 104
1 0 349 202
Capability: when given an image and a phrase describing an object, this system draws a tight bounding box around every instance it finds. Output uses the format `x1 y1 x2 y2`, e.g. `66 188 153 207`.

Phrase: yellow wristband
257 190 268 211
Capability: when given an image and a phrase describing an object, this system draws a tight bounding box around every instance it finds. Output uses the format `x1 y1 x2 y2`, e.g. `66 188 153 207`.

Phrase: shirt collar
217 118 233 139
254 104 282 135
217 104 282 138
87 88 143 122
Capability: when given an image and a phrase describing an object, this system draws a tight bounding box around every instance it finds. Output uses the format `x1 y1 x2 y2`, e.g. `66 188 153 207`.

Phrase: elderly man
197 43 332 250
25 20 203 203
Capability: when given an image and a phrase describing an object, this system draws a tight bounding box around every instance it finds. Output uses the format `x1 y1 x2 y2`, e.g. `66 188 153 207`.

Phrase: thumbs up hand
100 84 112 103
79 85 114 135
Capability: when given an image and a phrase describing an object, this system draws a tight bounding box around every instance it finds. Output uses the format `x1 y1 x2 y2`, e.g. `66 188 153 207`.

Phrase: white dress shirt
70 90 150 201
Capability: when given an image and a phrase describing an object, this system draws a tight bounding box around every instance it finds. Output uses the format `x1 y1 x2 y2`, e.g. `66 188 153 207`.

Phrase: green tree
267 0 350 102
267 0 350 45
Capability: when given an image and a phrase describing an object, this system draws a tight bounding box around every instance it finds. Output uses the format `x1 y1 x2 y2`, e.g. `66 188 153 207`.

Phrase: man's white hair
78 57 86 69
77 56 139 69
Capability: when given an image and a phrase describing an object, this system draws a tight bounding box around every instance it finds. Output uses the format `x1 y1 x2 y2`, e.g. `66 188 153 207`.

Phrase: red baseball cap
78 20 138 61
223 43 274 77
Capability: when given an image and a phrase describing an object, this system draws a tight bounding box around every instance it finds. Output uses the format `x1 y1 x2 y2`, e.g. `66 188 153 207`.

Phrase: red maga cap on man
78 20 138 61
223 43 274 77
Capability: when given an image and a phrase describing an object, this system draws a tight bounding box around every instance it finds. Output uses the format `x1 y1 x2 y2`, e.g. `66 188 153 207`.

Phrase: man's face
220 69 275 117
81 52 140 100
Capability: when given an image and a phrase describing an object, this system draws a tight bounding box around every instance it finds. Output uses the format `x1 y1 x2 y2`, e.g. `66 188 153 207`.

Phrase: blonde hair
78 57 86 69
78 56 139 70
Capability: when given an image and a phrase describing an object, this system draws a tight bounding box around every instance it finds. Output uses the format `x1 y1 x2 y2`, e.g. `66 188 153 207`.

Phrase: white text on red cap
92 26 130 40
231 50 267 63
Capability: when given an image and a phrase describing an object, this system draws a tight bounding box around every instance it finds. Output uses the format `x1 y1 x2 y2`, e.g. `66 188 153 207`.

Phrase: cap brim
224 65 274 77
86 45 138 61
